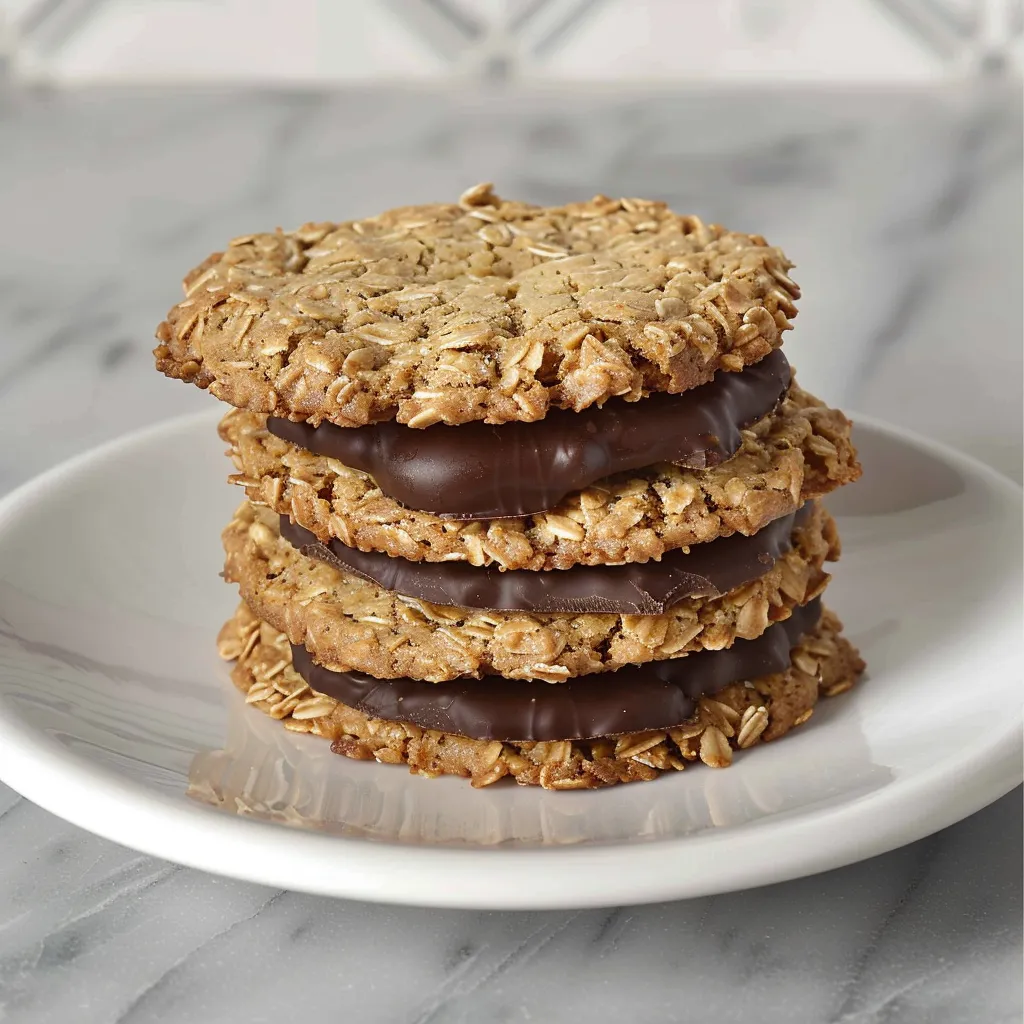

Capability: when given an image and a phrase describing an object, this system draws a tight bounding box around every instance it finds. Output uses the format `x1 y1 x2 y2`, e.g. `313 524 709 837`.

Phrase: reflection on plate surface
187 685 891 846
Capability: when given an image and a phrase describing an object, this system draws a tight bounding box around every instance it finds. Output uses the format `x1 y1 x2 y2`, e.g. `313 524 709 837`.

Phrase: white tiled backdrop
1 0 1021 82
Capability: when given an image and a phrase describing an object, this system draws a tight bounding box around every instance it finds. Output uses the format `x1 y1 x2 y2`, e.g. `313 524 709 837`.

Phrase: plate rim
0 410 1019 910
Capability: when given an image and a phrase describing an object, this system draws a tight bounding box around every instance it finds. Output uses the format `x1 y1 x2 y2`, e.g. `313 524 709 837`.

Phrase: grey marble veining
0 83 1020 1023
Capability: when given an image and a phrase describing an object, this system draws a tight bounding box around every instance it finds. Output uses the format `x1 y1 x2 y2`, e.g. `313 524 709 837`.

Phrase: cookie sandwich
155 185 863 789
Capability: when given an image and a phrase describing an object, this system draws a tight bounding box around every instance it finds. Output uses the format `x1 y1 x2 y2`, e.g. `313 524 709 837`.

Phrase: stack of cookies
155 185 863 790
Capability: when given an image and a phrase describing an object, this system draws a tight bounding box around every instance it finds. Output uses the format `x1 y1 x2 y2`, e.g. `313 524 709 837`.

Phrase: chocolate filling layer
268 349 791 520
290 598 822 741
280 505 811 614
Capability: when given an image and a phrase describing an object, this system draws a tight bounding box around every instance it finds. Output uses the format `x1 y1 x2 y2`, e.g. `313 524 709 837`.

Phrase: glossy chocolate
280 505 811 614
290 598 822 741
268 349 791 520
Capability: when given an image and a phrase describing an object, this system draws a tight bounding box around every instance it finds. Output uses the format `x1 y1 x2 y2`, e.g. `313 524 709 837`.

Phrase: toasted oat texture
155 185 799 428
219 601 863 789
222 500 836 682
221 381 859 570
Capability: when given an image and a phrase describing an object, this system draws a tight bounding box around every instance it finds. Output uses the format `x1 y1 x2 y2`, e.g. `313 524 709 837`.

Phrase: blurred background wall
1 0 1021 83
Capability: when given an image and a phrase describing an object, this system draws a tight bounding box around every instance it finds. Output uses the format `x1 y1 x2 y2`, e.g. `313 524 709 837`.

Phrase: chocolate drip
280 505 811 614
290 598 822 741
269 350 791 520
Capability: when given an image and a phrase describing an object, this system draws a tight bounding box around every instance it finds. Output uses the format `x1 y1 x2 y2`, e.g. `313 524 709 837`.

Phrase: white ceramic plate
0 411 1018 909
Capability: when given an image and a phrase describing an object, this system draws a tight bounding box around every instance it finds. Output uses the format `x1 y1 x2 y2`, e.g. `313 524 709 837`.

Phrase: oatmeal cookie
156 185 799 427
221 381 859 570
222 501 836 682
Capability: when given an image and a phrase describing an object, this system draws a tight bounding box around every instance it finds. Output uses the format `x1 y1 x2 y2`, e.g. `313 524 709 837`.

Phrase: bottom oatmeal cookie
217 601 864 790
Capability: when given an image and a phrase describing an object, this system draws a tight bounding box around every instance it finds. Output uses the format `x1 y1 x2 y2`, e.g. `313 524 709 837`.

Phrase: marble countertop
0 83 1020 1023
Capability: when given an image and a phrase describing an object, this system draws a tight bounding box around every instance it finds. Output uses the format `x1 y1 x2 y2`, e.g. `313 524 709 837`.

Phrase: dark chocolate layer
280 505 811 614
290 598 822 741
268 349 791 520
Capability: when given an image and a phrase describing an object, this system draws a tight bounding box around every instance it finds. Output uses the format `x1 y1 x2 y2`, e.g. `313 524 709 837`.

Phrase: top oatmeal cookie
154 185 800 428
